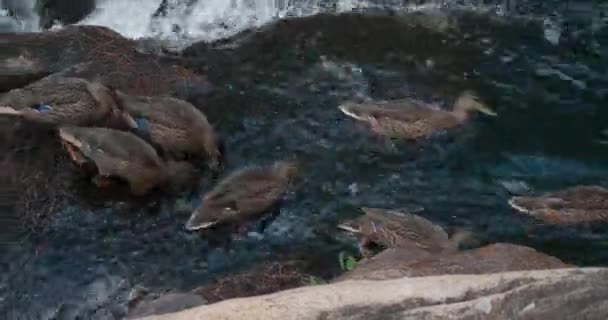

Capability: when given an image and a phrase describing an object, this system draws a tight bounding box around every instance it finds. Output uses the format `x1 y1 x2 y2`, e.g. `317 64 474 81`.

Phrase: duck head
337 217 363 234
200 131 225 172
58 126 85 149
184 199 236 231
453 91 497 118
0 88 44 118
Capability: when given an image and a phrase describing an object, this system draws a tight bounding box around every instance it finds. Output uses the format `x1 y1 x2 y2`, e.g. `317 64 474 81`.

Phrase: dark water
2 4 608 320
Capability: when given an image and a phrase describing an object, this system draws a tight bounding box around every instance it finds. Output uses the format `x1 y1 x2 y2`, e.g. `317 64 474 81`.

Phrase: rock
334 243 570 282
0 25 131 91
180 12 485 95
127 293 206 319
0 25 214 96
192 261 312 304
37 0 96 29
136 268 608 320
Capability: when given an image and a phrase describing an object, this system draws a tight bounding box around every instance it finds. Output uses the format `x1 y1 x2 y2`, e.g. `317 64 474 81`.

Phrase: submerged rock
137 268 608 320
192 261 312 304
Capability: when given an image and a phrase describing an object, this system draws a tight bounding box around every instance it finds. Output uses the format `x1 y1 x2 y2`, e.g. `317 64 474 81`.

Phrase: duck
0 77 122 126
185 160 298 231
508 185 608 225
338 91 497 140
58 126 195 196
113 90 224 170
337 207 471 257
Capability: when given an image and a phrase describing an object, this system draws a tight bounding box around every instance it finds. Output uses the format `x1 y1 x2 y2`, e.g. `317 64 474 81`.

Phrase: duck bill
58 128 83 148
0 106 21 115
185 217 217 231
508 197 531 214
478 106 498 117
338 104 366 121
337 223 361 234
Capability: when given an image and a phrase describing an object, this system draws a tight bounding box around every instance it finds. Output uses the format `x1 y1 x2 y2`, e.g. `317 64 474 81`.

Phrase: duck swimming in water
508 185 608 225
0 77 121 126
185 160 298 231
338 91 497 140
58 126 195 196
113 91 224 170
338 207 471 256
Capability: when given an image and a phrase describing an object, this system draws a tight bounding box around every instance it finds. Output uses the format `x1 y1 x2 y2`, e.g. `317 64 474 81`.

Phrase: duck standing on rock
338 207 471 257
185 160 298 231
338 91 497 140
58 126 195 196
113 91 224 171
508 185 608 225
0 77 122 126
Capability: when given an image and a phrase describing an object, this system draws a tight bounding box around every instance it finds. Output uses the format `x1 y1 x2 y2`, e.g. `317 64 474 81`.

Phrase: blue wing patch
31 103 52 112
134 117 149 134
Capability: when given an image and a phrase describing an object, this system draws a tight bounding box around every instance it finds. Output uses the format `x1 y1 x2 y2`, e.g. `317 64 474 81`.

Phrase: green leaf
345 256 357 271
338 251 346 271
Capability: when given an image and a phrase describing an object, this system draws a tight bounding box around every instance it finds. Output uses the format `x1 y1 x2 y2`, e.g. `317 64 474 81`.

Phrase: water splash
0 0 40 32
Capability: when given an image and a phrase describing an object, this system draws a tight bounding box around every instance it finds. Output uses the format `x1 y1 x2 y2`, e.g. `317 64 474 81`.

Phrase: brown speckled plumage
185 160 297 231
338 91 497 140
0 77 120 126
509 185 608 225
115 91 222 169
59 126 193 196
338 207 470 255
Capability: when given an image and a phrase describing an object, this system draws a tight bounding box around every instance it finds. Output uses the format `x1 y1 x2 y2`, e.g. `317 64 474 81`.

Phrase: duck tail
0 106 20 115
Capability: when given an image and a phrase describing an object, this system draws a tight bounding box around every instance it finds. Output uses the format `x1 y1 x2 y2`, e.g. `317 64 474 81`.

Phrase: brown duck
338 91 497 140
508 185 608 225
59 126 195 196
113 91 223 170
0 77 121 126
338 207 471 256
185 160 298 231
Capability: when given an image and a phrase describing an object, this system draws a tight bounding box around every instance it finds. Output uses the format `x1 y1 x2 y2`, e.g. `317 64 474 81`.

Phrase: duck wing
204 167 287 213
77 128 164 169
120 94 209 129
363 208 450 250
362 99 447 123
547 185 608 209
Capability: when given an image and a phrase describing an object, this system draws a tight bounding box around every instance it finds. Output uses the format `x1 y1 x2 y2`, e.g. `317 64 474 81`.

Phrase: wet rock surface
334 243 571 281
0 25 213 96
138 268 608 320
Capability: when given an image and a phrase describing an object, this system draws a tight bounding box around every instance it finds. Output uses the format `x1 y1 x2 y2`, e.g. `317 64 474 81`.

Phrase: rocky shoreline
2 9 608 320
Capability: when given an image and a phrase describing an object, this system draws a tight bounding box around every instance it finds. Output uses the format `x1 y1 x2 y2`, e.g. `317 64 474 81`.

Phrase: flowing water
2 0 608 319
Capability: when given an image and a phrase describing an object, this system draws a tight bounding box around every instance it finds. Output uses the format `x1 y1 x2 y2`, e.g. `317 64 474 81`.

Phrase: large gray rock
137 268 608 320
334 243 571 282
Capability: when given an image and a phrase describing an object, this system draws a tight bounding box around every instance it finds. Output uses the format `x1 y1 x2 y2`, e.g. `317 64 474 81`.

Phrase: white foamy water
79 0 366 42
3 0 523 44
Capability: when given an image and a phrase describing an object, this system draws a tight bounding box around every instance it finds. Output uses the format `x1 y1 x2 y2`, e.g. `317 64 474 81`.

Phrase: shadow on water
3 9 608 318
